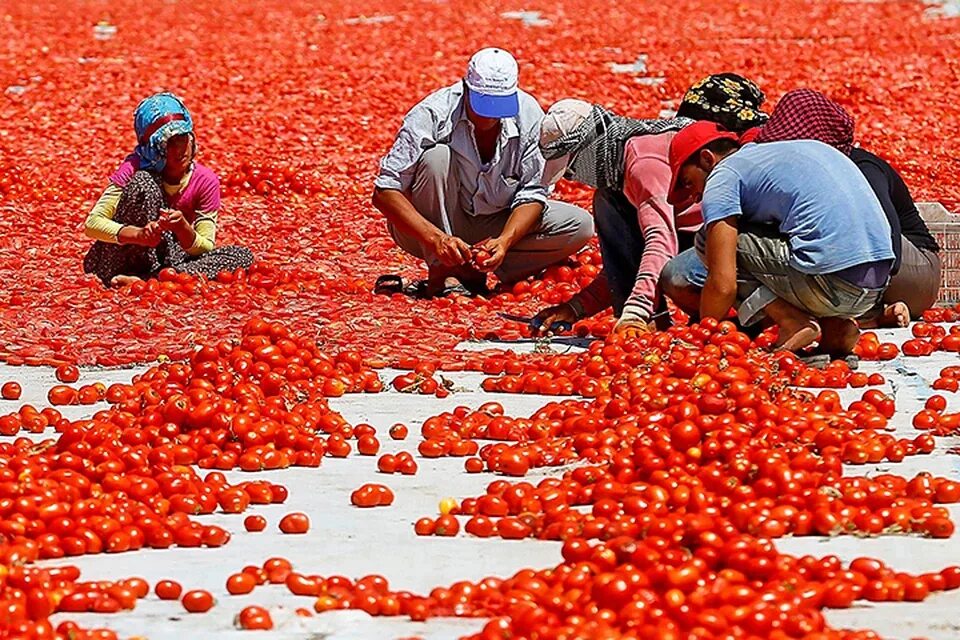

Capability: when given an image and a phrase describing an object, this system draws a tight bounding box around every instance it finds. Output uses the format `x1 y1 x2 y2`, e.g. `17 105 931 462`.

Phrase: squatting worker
84 93 253 288
531 73 769 335
753 88 941 327
372 48 593 297
665 121 895 357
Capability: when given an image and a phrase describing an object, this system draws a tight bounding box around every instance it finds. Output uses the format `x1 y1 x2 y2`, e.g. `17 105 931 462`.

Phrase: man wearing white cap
373 48 593 296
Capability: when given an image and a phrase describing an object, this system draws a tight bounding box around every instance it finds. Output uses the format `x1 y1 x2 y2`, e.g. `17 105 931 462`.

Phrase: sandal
806 348 860 370
798 354 831 370
399 279 438 299
374 275 443 299
373 274 404 296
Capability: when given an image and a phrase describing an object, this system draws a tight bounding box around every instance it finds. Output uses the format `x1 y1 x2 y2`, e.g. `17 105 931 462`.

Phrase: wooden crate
918 202 960 305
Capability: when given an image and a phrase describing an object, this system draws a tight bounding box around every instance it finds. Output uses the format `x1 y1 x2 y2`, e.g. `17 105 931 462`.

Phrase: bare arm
373 187 441 244
699 218 740 320
372 187 471 266
500 201 543 249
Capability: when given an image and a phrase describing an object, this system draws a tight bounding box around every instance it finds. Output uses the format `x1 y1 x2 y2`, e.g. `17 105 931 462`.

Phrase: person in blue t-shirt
664 121 895 356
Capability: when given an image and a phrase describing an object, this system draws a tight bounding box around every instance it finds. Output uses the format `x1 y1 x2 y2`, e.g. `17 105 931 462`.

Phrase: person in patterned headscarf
532 73 766 337
676 72 769 134
83 93 253 287
754 88 941 326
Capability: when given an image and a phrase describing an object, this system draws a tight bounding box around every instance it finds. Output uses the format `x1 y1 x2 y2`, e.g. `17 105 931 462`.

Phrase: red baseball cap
667 121 740 204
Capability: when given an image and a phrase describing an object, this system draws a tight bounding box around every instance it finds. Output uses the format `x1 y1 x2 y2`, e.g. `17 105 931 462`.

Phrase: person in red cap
372 48 592 298
665 121 896 356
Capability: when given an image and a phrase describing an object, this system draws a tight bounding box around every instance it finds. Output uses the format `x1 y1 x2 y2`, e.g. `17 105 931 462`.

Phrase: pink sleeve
109 155 141 187
193 166 222 211
620 142 679 321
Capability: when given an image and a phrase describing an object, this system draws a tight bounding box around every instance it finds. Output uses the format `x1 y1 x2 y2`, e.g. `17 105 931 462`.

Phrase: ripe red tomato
181 590 215 613
244 515 267 532
924 516 955 538
377 454 397 473
227 573 256 595
285 573 320 596
434 514 460 536
237 605 273 630
414 518 435 536
942 335 960 352
155 580 183 600
55 364 80 383
279 512 310 534
389 424 408 440
47 385 77 405
926 395 947 412
357 435 380 455
397 457 418 475
465 515 495 537
497 450 530 476
1 381 21 400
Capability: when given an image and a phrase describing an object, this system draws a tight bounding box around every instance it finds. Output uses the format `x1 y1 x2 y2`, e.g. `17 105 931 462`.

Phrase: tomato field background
1 0 959 368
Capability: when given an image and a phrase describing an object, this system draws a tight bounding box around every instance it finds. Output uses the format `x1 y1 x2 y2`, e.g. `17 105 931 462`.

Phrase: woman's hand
531 302 578 336
159 209 191 233
119 222 163 247
614 318 654 339
159 209 196 249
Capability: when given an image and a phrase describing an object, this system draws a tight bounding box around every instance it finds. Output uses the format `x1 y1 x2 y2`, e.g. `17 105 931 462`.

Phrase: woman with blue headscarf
83 92 252 286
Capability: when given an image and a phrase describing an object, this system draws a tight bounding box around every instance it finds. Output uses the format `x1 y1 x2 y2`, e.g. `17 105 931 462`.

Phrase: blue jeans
594 188 642 315
661 247 709 290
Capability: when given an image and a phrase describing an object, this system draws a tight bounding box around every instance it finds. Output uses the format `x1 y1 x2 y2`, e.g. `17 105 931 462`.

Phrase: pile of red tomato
0 313 956 638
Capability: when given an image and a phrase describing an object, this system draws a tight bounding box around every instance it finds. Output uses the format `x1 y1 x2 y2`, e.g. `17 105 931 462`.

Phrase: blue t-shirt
701 140 895 275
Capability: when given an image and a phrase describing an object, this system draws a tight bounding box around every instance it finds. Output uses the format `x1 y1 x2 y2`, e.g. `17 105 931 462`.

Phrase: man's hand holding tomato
471 236 509 273
431 232 473 267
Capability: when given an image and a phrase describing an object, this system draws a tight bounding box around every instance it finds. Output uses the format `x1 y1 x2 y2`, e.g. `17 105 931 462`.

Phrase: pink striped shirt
576 132 702 320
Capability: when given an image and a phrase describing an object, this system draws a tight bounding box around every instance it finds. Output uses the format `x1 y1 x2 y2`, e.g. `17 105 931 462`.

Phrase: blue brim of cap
468 89 519 119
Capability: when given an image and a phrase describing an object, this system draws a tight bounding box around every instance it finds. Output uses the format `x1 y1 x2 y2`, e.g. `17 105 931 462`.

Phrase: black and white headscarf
540 104 692 190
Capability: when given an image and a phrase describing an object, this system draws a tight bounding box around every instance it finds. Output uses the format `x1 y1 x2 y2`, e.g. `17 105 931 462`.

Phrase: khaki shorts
697 224 886 325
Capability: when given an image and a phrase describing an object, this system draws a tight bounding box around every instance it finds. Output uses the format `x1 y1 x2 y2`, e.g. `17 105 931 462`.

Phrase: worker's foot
818 317 860 356
453 265 490 297
763 298 821 352
424 265 455 298
879 301 910 328
774 317 821 352
110 275 142 288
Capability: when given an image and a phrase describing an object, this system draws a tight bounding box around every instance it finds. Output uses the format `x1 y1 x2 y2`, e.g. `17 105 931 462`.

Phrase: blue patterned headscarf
133 93 194 172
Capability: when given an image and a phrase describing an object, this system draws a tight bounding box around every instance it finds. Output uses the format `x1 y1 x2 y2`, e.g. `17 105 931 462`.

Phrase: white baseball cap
465 48 519 119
